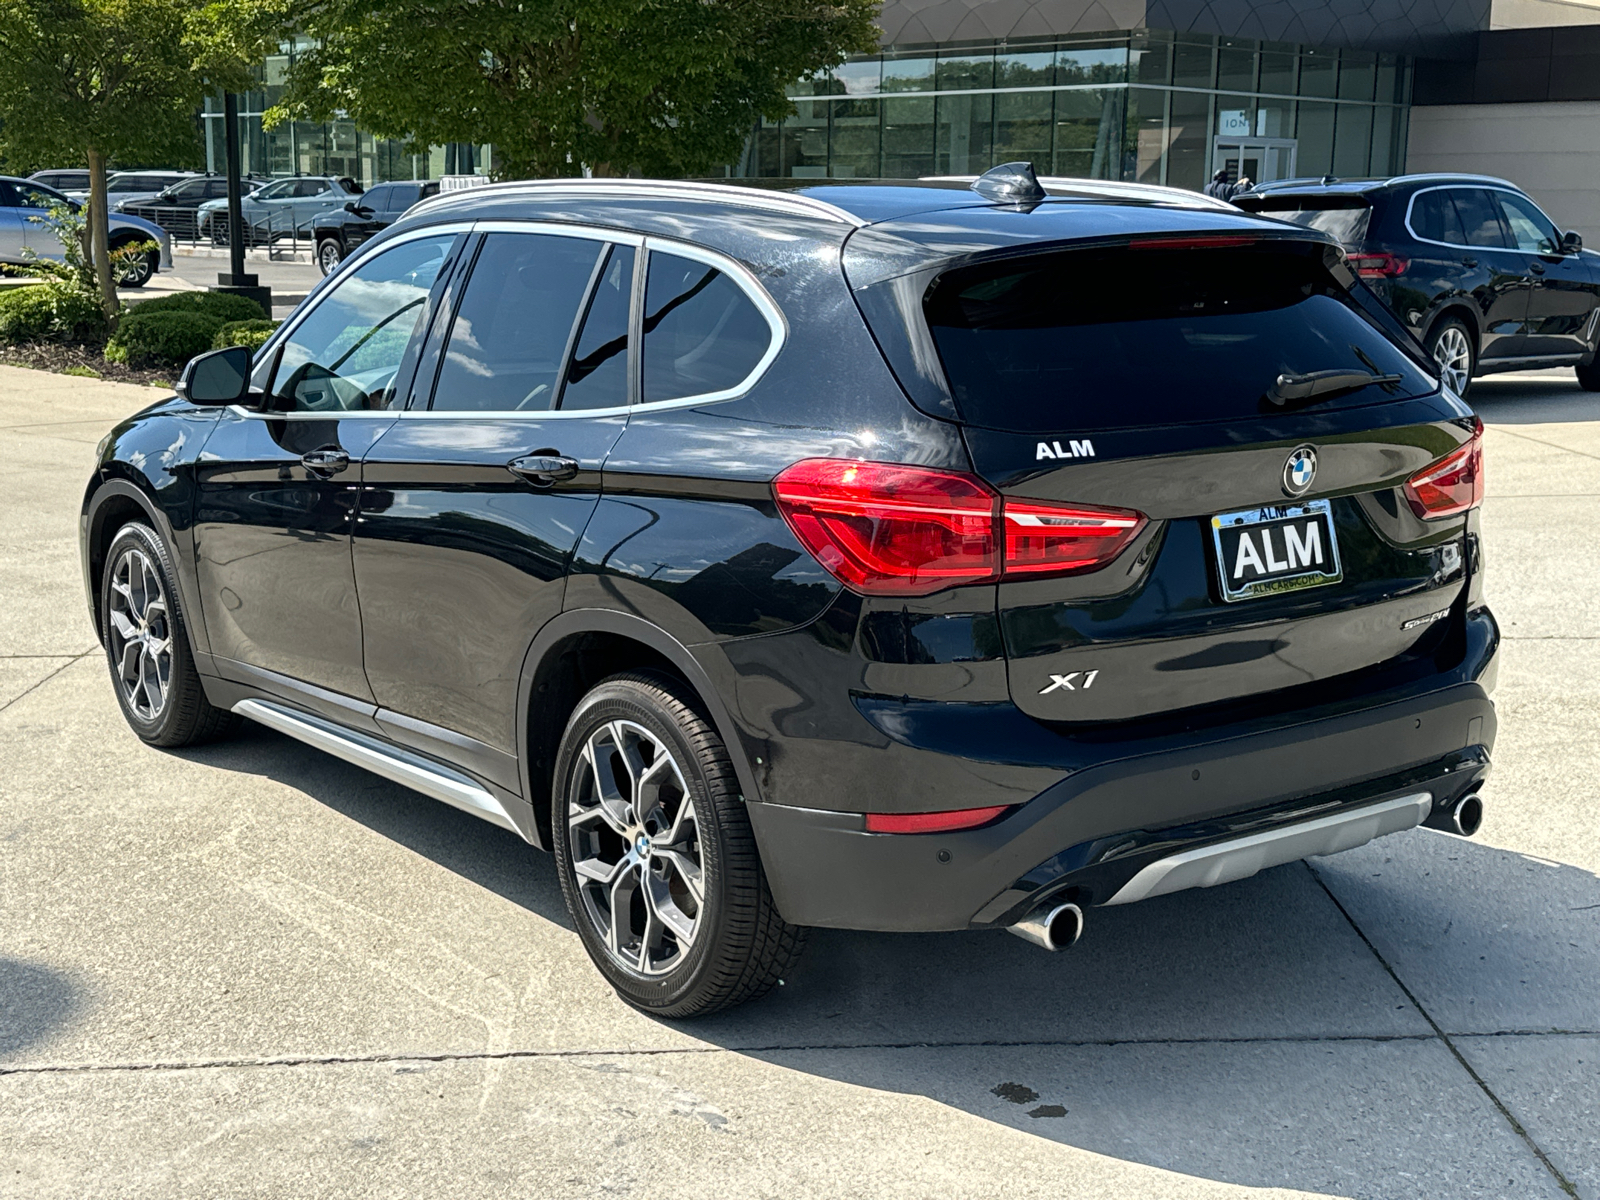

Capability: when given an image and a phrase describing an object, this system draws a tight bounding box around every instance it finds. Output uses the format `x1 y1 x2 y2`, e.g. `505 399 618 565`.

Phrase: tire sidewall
552 677 734 1012
101 522 195 745
317 238 343 275
1428 317 1475 396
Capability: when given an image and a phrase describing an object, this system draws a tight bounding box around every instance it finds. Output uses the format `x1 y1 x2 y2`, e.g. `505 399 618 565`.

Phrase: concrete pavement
0 366 1596 1198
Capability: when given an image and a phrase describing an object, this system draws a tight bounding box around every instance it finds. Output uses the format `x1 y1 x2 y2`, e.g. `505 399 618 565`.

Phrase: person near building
1204 168 1237 200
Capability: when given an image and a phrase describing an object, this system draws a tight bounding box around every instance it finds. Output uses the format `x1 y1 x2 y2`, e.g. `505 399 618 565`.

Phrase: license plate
1210 499 1343 603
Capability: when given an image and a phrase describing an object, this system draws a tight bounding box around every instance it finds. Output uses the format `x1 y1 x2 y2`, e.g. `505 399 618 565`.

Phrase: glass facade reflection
738 31 1412 191
200 43 489 186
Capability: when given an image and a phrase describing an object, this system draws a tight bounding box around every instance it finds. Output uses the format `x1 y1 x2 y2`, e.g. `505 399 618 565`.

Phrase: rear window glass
925 241 1435 433
1242 197 1371 245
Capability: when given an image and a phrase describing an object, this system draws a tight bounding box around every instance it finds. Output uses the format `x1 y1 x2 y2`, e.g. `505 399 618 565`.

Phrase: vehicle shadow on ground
1472 376 1592 425
0 958 85 1063
180 726 1598 1198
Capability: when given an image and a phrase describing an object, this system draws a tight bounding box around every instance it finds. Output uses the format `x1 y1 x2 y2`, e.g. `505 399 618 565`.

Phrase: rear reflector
773 459 1147 596
1404 419 1484 519
865 806 1011 834
1349 251 1409 278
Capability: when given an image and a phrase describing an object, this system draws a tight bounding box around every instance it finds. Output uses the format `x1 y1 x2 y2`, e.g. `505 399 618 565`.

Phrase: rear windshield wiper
1267 368 1403 407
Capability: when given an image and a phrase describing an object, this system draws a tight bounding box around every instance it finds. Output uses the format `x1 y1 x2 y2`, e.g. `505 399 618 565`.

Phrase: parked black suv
1236 173 1600 395
312 180 441 275
81 167 1496 1016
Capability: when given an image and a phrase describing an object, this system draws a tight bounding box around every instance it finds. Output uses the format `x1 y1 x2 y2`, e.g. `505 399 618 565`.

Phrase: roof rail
922 173 1236 211
410 177 867 227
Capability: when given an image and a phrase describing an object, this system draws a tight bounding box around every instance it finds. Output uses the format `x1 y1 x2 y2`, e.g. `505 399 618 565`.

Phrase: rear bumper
749 613 1497 931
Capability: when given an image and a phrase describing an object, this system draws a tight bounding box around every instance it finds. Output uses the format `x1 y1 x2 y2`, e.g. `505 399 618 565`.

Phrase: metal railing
117 203 317 259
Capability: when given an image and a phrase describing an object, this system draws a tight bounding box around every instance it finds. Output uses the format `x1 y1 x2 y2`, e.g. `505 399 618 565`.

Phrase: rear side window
1450 189 1510 249
925 241 1435 433
432 232 603 412
560 245 635 411
642 252 771 403
1410 191 1467 245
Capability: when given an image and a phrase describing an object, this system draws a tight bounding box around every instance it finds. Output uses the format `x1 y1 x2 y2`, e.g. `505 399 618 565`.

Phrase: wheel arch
516 610 761 850
1425 303 1481 356
82 479 178 645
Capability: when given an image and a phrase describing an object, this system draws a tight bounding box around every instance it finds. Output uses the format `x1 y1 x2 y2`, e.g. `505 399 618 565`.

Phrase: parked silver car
0 176 173 287
197 176 363 246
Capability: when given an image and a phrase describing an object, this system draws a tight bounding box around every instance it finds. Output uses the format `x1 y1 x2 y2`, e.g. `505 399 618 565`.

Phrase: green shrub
212 318 280 353
0 282 107 343
106 310 225 367
128 290 268 323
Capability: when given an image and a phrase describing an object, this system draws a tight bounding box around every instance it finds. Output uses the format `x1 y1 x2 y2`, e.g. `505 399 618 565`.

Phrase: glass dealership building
738 32 1413 189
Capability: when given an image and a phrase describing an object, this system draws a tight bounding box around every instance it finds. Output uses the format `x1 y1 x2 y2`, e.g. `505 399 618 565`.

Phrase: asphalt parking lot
1 366 1596 1199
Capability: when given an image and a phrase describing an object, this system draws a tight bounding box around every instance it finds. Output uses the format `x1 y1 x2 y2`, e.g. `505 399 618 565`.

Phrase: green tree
256 0 879 179
0 0 259 320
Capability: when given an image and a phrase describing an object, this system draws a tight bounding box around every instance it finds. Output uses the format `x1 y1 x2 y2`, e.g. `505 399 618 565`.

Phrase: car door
1446 187 1530 363
11 181 66 260
192 229 463 720
345 183 391 250
353 226 635 771
1495 189 1599 360
292 179 336 236
0 182 26 262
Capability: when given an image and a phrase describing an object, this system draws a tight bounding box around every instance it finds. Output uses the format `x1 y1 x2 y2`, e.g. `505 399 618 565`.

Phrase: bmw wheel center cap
1283 446 1318 497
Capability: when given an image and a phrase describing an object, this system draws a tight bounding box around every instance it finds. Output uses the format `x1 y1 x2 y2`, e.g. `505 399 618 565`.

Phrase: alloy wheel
568 720 704 976
106 546 172 721
1433 325 1472 395
318 240 343 275
118 255 153 287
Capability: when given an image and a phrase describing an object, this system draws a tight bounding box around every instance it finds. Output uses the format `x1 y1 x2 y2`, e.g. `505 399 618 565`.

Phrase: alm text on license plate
1210 499 1343 603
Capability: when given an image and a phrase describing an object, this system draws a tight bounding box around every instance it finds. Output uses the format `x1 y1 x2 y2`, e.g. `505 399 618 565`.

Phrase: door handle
301 448 350 475
1530 262 1546 276
508 455 579 486
1461 258 1478 268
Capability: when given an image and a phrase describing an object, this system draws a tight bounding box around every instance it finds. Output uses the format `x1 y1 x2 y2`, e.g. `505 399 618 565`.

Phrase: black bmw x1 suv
81 164 1496 1016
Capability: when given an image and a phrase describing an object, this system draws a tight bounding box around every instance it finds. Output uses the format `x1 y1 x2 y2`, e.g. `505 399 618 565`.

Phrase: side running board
233 698 525 838
1105 791 1432 906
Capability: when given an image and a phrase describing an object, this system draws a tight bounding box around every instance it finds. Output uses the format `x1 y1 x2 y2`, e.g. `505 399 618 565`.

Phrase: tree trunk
85 148 118 327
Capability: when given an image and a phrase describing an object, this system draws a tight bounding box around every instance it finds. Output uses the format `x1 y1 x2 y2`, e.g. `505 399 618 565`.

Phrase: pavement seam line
0 648 96 715
1306 861 1580 1198
1487 424 1600 465
10 1029 1600 1078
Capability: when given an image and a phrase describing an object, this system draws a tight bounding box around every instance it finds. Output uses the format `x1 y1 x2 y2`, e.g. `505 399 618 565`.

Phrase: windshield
924 239 1434 433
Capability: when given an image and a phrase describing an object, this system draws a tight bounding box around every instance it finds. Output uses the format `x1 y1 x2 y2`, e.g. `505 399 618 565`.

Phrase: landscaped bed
0 339 177 387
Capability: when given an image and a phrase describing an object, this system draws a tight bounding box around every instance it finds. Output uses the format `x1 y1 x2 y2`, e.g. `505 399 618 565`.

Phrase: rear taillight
1349 251 1409 278
773 459 1146 597
1404 420 1484 519
1003 500 1146 575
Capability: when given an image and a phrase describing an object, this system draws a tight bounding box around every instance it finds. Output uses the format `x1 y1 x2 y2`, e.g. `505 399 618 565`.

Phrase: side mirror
343 200 358 213
176 345 252 406
1563 230 1583 254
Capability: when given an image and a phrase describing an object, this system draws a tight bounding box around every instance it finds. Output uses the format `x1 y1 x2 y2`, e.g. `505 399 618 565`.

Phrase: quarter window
431 232 603 412
1411 191 1466 246
260 233 456 412
1450 189 1510 250
642 252 771 403
560 245 635 411
1495 192 1559 254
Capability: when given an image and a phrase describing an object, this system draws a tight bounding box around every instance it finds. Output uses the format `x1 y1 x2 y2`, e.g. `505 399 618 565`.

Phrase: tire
115 246 156 288
1578 359 1600 391
1427 317 1476 398
552 671 806 1017
316 237 344 276
100 522 237 748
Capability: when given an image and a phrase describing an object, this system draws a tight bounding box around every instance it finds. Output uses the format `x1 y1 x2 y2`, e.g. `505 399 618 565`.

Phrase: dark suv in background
82 167 1496 1016
312 180 441 275
1238 174 1600 395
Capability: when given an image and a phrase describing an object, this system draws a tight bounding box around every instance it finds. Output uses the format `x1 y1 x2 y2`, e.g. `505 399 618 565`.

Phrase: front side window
362 185 392 211
641 252 771 403
259 233 456 412
1451 189 1510 250
1496 192 1559 254
431 232 603 412
12 183 63 210
254 181 294 201
1411 190 1466 245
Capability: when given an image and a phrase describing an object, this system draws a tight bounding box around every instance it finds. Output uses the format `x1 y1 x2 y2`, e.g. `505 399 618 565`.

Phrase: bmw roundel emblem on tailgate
1282 446 1318 497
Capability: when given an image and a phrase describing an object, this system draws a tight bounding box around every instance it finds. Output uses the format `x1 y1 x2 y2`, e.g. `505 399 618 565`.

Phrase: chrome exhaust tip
1424 792 1484 838
1007 901 1084 952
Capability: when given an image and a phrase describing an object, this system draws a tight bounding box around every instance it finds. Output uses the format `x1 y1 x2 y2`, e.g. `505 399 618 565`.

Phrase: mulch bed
0 341 174 389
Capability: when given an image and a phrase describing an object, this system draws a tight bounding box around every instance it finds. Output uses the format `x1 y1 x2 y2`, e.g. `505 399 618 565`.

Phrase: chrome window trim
231 220 786 422
1403 184 1567 257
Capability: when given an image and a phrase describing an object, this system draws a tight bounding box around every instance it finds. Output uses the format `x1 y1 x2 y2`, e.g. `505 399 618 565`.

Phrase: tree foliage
0 0 267 316
256 0 881 179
